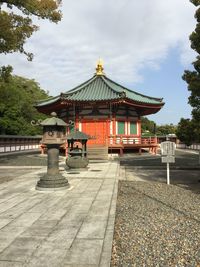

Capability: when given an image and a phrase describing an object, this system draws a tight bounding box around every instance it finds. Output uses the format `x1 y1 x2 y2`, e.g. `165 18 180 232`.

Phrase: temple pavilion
36 60 164 156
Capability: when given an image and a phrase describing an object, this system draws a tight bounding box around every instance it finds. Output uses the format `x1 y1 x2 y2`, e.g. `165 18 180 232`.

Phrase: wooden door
82 120 109 145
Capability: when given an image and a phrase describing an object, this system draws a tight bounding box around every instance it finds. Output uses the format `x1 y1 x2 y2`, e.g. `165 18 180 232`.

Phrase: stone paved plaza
0 159 119 267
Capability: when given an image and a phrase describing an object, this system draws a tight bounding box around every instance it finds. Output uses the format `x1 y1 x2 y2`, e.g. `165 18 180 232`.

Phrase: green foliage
141 118 177 136
0 65 49 135
182 1 200 127
0 0 62 60
141 117 156 135
156 124 177 136
190 0 200 7
176 118 199 146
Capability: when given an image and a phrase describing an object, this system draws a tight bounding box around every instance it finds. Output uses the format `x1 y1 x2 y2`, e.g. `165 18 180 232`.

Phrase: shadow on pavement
120 150 200 194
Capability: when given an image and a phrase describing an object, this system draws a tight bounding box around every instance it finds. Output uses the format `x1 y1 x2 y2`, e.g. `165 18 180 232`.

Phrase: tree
176 118 196 146
141 117 177 136
0 0 62 60
182 0 200 138
156 124 177 136
141 117 156 135
0 65 49 135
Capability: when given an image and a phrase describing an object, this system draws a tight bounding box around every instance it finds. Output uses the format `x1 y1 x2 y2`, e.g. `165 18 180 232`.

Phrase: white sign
161 141 175 156
161 156 175 163
160 141 176 185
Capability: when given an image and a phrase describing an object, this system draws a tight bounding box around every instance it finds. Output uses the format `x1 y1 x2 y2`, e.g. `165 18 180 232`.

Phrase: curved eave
61 95 164 108
123 97 164 107
35 96 60 107
36 98 64 115
36 96 164 109
122 98 164 116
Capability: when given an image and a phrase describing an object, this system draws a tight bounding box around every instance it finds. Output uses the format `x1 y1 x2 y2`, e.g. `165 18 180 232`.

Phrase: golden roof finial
96 58 105 75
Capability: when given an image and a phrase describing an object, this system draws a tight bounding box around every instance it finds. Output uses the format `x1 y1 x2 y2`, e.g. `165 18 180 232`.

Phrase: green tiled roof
66 130 91 140
36 74 164 107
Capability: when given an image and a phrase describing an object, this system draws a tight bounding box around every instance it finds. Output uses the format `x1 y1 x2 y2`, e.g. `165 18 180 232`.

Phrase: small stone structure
36 112 69 190
66 130 90 168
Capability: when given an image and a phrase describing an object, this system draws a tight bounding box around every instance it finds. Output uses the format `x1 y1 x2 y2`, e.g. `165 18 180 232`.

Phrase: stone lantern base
36 174 69 191
36 144 69 191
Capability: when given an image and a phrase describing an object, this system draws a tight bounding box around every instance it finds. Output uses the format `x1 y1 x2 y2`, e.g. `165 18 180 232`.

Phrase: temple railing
108 135 158 146
0 135 42 154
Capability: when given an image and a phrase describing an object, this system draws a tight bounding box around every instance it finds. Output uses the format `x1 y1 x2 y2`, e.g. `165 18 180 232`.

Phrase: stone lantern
66 130 90 169
36 112 69 190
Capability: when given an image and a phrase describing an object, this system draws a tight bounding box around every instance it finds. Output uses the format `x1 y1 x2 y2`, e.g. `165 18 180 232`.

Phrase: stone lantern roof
66 130 91 141
40 112 66 126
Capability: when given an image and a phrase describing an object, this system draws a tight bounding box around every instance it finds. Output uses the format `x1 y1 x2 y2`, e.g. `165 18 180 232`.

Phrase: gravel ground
111 181 200 267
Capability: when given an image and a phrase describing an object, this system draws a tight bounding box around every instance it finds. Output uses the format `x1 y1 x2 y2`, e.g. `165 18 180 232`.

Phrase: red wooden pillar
113 112 116 145
138 119 141 141
106 119 109 145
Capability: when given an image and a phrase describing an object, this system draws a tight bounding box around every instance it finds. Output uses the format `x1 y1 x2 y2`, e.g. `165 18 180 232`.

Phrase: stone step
87 146 108 160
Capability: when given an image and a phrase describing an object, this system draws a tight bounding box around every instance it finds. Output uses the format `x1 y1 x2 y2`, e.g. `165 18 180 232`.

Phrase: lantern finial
51 112 57 117
95 59 105 76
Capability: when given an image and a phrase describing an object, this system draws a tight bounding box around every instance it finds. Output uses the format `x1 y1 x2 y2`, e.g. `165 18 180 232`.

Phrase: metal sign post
199 150 200 165
167 163 170 185
161 141 175 185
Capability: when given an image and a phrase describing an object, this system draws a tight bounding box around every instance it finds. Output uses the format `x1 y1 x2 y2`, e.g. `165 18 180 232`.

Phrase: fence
0 135 42 153
176 143 200 150
108 135 157 145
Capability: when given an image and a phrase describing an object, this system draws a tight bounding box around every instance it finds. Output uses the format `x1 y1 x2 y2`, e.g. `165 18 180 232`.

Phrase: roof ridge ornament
95 58 105 76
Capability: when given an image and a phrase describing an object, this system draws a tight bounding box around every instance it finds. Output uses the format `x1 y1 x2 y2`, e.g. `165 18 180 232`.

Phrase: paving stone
30 219 59 228
0 226 25 238
5 212 42 227
0 198 43 219
39 208 67 221
19 219 59 238
91 199 111 209
0 192 21 203
0 261 24 267
101 228 114 255
0 237 43 262
20 226 54 238
8 236 43 250
87 205 109 219
49 197 73 209
0 246 33 262
99 251 112 267
26 243 69 267
0 195 29 213
0 238 15 253
0 219 11 230
46 226 79 244
77 218 107 239
58 211 87 227
62 239 103 266
27 196 62 213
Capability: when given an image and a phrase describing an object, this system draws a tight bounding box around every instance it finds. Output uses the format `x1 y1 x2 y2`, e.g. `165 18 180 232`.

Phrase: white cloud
0 0 197 95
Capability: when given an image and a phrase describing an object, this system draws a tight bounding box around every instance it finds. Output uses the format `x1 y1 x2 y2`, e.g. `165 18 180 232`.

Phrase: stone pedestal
36 144 69 191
